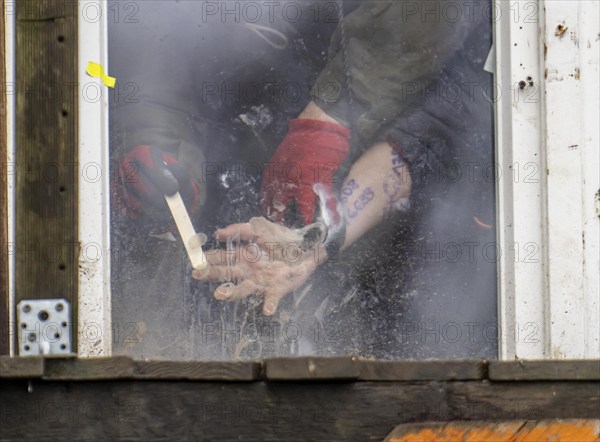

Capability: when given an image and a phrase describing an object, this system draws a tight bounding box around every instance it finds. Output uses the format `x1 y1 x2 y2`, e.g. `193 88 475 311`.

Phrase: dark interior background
108 0 497 361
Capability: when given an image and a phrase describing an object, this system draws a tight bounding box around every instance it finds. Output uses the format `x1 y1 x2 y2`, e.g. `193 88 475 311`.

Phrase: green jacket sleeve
312 0 480 145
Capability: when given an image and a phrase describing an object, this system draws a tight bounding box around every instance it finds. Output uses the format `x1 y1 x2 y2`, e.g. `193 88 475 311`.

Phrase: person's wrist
310 182 346 263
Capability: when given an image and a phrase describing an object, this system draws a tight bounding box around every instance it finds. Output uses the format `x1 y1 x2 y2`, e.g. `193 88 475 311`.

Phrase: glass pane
108 0 497 360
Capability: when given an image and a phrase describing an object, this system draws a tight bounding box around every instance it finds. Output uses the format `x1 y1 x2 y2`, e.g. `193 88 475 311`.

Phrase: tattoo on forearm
391 148 406 181
340 179 359 204
383 149 410 216
346 187 375 219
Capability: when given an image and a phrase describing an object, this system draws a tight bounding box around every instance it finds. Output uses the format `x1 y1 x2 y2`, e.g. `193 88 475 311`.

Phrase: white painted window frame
4 0 16 357
495 0 548 359
77 0 112 357
495 0 599 359
5 0 598 359
541 0 599 358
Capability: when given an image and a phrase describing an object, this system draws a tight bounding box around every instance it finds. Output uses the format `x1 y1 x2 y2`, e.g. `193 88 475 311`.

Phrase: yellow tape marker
86 62 116 88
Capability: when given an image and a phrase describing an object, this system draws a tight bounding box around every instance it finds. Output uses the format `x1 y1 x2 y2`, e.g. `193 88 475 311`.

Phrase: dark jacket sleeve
312 0 481 145
108 1 211 202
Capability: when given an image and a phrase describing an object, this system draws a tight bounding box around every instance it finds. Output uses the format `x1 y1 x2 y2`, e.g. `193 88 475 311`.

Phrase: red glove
113 145 200 229
261 119 350 226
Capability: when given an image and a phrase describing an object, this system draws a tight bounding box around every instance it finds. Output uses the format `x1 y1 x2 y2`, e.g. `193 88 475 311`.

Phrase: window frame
495 0 599 359
4 0 598 359
77 0 112 357
494 0 548 359
4 0 16 357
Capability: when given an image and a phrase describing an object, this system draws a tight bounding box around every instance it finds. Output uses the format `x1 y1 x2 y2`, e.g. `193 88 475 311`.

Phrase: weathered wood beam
0 0 9 356
1 378 598 441
14 0 78 352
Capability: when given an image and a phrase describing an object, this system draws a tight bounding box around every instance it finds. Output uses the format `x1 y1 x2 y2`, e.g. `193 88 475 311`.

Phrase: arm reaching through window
192 138 412 316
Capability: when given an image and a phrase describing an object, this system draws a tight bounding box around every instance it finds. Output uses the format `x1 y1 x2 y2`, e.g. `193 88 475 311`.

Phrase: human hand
113 145 200 229
192 217 328 316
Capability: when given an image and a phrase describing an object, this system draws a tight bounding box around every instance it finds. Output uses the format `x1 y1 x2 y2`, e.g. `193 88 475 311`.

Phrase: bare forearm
338 142 412 249
297 102 411 251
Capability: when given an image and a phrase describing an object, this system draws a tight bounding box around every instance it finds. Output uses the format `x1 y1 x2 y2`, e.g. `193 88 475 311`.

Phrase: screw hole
21 323 27 329
60 344 66 350
58 263 66 271
38 310 49 321
54 333 61 339
24 345 30 351
61 321 67 327
61 109 68 117
59 186 66 193
57 35 65 43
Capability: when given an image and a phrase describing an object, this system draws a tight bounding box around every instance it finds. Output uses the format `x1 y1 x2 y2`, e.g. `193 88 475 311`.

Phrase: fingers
214 223 254 242
192 259 250 281
248 217 306 245
193 217 322 317
201 246 252 265
215 217 305 248
261 259 319 316
249 216 291 239
194 255 318 317
214 279 263 301
211 279 285 317
260 265 314 316
262 289 282 316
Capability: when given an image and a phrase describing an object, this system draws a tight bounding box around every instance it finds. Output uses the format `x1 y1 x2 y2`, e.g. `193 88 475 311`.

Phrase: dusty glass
108 0 498 360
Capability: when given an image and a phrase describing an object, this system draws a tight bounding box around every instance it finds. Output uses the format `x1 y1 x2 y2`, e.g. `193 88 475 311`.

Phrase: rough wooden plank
0 0 10 356
515 420 600 442
359 360 487 381
134 360 261 381
1 379 599 441
0 356 44 378
43 357 135 380
384 420 600 442
15 0 79 351
489 360 600 381
447 381 600 421
265 356 360 381
385 421 527 442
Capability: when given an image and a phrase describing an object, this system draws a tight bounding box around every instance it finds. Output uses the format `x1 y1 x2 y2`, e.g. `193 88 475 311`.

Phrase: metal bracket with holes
17 299 73 356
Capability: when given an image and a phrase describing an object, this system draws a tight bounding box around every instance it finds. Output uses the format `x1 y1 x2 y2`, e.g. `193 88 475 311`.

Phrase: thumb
262 290 281 316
